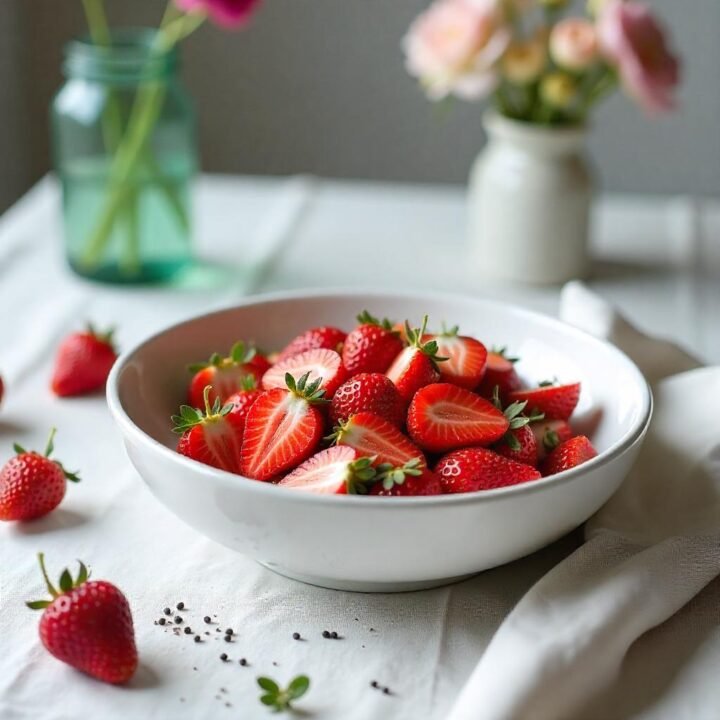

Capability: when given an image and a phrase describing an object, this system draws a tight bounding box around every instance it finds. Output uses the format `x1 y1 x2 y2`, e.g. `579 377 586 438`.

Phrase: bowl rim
107 287 653 507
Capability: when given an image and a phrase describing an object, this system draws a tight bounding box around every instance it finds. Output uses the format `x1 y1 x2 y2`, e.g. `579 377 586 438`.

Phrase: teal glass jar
52 30 196 284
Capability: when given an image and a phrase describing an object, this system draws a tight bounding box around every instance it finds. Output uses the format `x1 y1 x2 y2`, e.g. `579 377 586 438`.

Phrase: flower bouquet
403 0 680 284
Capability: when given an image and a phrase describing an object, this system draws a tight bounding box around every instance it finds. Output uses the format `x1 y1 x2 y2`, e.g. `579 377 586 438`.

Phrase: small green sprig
376 457 424 491
404 315 448 367
187 341 257 373
257 675 310 713
13 428 80 483
285 372 329 404
490 345 520 363
171 385 231 434
356 309 396 332
492 386 544 451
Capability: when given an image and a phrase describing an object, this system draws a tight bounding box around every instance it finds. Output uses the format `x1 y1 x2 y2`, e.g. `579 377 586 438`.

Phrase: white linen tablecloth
1 176 719 720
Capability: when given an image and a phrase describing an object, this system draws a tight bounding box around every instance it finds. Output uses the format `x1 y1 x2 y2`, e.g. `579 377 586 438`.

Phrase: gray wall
1 0 718 213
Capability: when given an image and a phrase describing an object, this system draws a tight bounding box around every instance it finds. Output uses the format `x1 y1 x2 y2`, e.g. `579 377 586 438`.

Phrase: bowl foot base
258 562 478 593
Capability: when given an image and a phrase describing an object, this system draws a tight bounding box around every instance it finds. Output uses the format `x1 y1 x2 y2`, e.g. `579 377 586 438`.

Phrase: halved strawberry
262 348 346 397
173 386 244 473
435 448 541 494
240 373 327 481
477 348 522 401
531 419 573 461
330 412 426 468
386 316 446 403
406 383 508 453
278 446 377 494
278 326 347 361
369 458 442 497
541 435 597 476
222 376 264 443
425 326 487 390
188 341 267 408
508 381 581 421
342 311 404 376
330 373 405 427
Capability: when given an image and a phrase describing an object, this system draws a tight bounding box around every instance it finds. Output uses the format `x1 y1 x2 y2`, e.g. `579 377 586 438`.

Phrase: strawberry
541 435 597 476
278 446 378 494
0 429 79 521
51 324 117 397
508 381 581 421
406 383 508 453
425 326 488 390
476 348 522 401
173 386 244 473
241 372 327 481
386 316 447 402
342 311 404 376
278 326 346 361
330 411 426 468
222 376 264 443
330 373 405 427
491 388 544 466
26 553 137 684
262 348 347 397
435 448 541 494
188 341 267 408
369 458 442 497
531 419 573 461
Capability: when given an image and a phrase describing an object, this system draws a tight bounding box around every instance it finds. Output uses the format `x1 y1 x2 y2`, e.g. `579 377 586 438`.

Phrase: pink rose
550 18 598 71
597 0 680 113
403 0 510 101
175 0 261 29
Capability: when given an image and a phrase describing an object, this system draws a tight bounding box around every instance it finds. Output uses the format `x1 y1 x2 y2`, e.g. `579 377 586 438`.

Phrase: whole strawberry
370 458 442 497
342 311 404 376
278 326 346 361
51 324 117 397
330 373 405 427
27 554 137 684
0 429 79 521
541 435 597 476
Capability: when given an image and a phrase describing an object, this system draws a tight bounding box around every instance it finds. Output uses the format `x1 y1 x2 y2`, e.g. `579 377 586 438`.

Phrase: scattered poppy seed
193 666 197 671
272 661 278 667
194 635 201 643
225 703 232 708
220 653 228 662
223 635 232 643
163 607 171 616
158 618 166 626
383 688 391 695
204 616 211 624
331 631 339 639
225 628 234 636
205 631 210 636
322 630 330 638
174 616 182 624
176 602 185 610
292 632 301 640
369 628 375 632
220 688 227 693
184 627 192 635
239 658 247 666
180 698 185 703
371 681 379 688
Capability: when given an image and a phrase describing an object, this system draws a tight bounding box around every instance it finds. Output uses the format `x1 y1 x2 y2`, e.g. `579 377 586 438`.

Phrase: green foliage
257 675 310 712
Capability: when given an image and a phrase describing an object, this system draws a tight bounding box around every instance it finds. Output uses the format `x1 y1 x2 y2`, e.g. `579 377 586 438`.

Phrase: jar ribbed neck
63 29 178 85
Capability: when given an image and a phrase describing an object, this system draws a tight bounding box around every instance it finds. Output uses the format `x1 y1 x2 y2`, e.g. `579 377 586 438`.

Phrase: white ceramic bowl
107 290 652 592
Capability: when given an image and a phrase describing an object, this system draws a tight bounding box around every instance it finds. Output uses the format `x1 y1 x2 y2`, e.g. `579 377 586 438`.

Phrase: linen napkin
447 281 720 720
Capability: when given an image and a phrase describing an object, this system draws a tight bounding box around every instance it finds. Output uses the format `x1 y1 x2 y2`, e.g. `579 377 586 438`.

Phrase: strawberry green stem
37 553 59 599
44 428 57 458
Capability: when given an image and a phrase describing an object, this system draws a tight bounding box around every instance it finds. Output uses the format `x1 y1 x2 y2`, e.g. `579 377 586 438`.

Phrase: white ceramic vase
468 111 594 284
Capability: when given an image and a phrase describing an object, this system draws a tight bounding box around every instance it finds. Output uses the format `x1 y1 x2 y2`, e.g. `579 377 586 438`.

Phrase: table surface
1 174 719 720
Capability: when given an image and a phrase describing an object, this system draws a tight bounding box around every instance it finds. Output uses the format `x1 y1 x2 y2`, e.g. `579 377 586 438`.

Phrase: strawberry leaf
76 561 88 586
59 569 73 593
257 677 280 694
287 675 310 700
26 600 51 610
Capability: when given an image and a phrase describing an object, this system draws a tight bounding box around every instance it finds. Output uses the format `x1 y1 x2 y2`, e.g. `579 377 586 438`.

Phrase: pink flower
550 18 598 71
597 0 680 113
175 0 261 29
403 0 510 101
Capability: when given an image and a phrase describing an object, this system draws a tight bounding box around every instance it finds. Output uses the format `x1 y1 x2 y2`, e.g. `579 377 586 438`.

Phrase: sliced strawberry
426 327 487 390
330 373 405 427
508 381 581 421
477 348 522 401
342 311 404 376
331 412 426 469
435 448 541 494
531 419 573 461
386 316 446 403
541 435 597 476
188 341 265 408
278 326 347 361
240 373 327 481
279 446 377 494
173 386 244 473
262 348 346 397
222 376 264 443
406 383 508 453
369 458 442 497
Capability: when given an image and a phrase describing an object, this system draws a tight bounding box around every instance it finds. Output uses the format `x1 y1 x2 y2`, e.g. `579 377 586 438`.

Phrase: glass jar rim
63 28 178 83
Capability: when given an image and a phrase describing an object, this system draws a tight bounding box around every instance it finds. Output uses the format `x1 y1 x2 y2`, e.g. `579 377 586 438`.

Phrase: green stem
37 553 59 599
79 8 203 270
